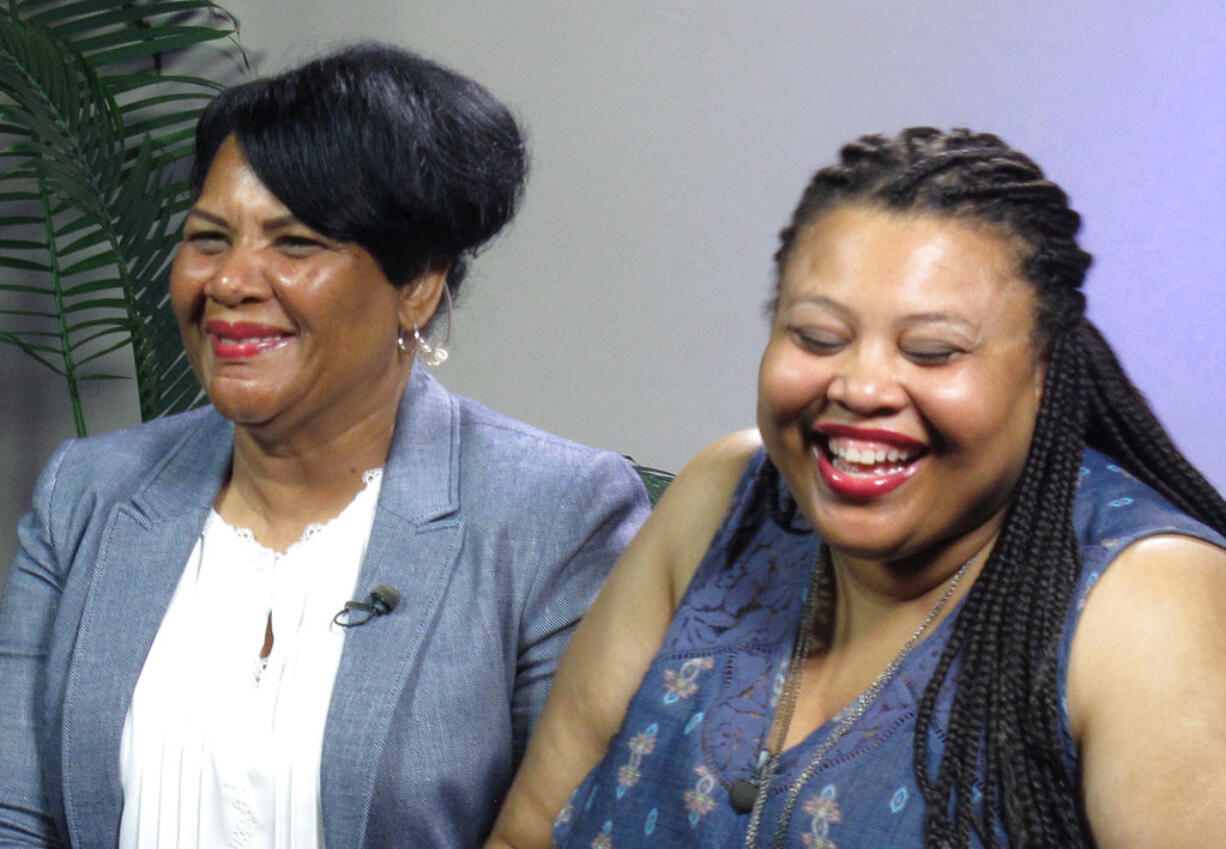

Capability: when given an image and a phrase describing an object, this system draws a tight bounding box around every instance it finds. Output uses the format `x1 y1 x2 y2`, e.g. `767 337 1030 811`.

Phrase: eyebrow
790 294 849 315
899 311 973 327
261 214 300 232
184 208 227 227
184 209 302 232
789 295 976 329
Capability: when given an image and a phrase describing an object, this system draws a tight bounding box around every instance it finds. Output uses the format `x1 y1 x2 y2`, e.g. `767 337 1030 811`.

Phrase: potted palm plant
0 0 244 436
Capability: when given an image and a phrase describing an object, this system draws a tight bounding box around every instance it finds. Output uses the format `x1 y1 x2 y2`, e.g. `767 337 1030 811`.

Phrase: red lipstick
816 423 926 450
813 423 926 500
205 320 294 359
814 446 919 499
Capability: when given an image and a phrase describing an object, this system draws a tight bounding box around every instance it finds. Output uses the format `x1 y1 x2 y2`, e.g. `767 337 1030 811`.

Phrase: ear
397 267 448 333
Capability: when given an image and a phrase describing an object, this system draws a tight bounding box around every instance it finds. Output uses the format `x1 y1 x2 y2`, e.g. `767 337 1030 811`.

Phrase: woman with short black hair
0 43 650 848
191 42 527 304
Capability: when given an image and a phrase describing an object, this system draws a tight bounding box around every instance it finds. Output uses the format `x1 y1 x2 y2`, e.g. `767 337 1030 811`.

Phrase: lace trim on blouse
215 467 385 558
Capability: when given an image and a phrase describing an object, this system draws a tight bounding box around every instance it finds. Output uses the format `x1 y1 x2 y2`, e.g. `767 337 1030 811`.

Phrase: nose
826 343 907 417
203 244 268 306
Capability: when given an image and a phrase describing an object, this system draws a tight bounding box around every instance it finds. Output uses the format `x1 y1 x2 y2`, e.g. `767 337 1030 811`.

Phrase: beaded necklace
738 544 977 849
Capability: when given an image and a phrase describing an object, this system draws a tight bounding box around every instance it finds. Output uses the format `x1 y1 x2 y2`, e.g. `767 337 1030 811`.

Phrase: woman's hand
1069 533 1226 848
484 430 761 849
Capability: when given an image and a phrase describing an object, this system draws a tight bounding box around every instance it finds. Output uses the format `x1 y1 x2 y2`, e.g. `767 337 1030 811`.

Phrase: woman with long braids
485 127 1226 848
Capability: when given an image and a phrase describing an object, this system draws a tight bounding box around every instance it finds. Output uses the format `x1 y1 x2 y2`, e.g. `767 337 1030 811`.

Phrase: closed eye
184 230 228 253
274 235 326 256
902 345 960 365
791 326 848 353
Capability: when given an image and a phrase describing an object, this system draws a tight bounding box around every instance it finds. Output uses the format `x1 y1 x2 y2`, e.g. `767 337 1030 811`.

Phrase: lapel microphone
333 584 401 628
729 777 759 813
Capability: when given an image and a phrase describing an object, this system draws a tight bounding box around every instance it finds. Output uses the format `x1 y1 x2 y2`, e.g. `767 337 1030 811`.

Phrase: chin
204 387 281 428
212 405 274 428
807 508 916 561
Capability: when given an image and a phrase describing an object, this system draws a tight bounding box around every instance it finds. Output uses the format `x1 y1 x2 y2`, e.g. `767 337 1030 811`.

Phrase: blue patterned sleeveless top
553 448 1225 849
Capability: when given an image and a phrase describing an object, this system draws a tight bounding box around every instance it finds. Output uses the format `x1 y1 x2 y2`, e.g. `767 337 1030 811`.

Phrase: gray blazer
0 366 650 848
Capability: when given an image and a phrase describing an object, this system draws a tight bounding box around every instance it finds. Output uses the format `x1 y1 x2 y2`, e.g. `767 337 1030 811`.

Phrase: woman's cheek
759 344 823 421
169 254 208 322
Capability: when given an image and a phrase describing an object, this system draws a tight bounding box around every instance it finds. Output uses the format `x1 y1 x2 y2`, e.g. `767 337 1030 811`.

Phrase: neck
827 527 997 648
218 392 403 551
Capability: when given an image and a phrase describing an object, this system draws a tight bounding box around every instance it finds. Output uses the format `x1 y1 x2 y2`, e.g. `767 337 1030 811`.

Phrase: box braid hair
750 127 1226 848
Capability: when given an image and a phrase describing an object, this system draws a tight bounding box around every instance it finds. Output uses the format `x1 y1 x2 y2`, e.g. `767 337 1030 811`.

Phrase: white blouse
119 470 384 849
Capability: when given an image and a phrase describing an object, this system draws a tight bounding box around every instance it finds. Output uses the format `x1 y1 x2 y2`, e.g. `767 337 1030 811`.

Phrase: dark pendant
729 778 759 814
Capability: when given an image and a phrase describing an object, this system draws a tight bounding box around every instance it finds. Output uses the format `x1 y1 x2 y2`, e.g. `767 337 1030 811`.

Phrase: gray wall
4 0 1225 575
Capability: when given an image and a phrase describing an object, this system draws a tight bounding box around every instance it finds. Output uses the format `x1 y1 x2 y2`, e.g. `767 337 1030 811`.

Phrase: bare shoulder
482 431 764 849
648 428 762 599
668 427 763 496
1070 534 1226 683
1069 533 1226 848
1069 533 1226 732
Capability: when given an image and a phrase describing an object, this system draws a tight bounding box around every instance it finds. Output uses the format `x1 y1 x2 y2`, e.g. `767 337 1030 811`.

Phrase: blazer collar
64 369 461 847
320 365 465 844
132 408 235 521
128 363 459 526
378 363 460 524
62 410 233 847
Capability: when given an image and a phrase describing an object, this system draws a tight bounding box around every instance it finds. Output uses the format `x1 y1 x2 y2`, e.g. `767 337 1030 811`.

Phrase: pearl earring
412 323 448 366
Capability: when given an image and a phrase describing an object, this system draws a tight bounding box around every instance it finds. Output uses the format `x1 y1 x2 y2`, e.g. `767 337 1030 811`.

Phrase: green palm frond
0 0 243 435
626 460 675 506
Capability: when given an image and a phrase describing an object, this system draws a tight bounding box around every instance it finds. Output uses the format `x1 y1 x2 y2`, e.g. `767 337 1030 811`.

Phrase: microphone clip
333 584 401 628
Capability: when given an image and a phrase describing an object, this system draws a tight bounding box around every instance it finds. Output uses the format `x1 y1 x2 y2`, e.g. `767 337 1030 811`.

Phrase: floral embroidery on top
800 784 841 848
591 821 613 849
663 656 716 702
222 778 260 848
550 448 1226 849
889 785 909 814
683 765 719 827
1077 570 1102 610
616 723 658 797
770 667 788 709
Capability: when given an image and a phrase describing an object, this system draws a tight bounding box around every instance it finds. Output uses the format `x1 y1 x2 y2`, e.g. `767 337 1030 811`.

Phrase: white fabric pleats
119 470 383 849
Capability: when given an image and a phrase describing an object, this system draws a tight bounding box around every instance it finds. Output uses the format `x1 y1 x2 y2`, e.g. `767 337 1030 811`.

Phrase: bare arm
1068 533 1226 849
485 430 761 849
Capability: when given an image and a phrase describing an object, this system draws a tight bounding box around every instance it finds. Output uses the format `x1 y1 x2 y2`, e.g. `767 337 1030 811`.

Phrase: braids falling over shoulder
1080 319 1226 529
762 128 1226 848
915 323 1089 848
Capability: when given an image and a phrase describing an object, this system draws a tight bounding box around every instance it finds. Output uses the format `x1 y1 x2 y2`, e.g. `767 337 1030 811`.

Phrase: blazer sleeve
508 452 650 763
0 443 71 847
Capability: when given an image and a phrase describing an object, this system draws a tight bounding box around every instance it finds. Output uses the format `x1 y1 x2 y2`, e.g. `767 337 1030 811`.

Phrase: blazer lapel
61 413 232 849
58 369 463 846
321 366 464 846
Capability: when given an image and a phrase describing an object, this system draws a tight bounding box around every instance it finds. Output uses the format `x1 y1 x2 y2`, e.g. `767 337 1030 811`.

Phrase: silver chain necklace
740 545 977 849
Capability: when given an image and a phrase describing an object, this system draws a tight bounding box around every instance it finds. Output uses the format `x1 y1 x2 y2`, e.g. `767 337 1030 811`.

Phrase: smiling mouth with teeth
808 428 928 499
826 436 919 477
